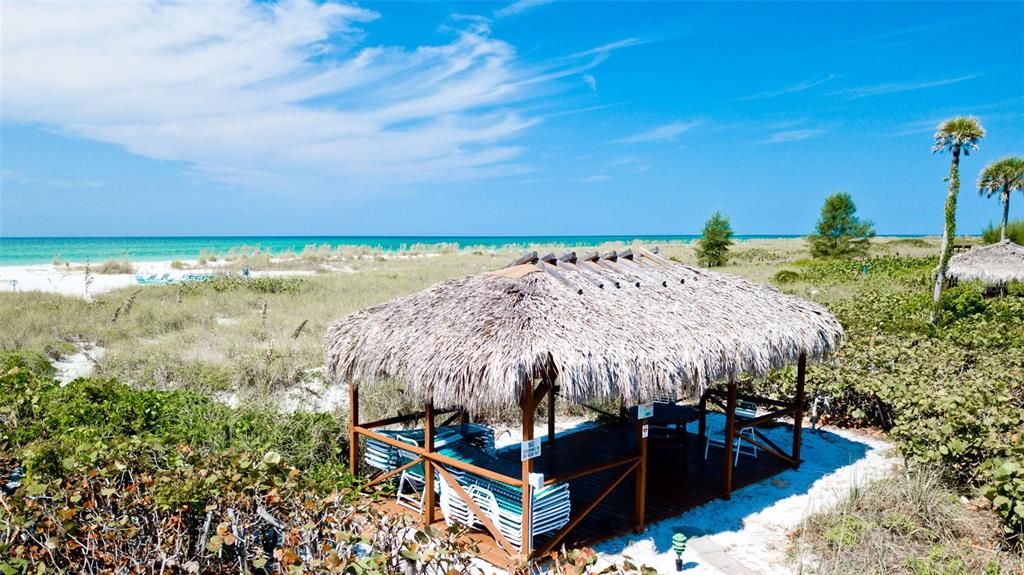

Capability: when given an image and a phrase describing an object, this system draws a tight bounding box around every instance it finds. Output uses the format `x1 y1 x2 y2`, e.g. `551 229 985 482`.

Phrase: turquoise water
0 235 807 265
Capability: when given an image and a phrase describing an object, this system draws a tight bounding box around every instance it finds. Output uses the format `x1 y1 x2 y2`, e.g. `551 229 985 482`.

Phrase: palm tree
978 156 1024 242
930 116 985 324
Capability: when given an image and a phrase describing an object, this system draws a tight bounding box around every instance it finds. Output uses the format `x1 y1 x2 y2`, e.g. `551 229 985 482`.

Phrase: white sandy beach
0 260 319 298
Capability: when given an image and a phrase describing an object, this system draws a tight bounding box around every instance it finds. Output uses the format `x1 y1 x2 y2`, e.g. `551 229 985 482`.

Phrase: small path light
672 533 688 571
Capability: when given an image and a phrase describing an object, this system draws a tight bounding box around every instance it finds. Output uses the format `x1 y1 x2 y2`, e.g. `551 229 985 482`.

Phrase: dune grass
0 237 941 398
795 468 1020 574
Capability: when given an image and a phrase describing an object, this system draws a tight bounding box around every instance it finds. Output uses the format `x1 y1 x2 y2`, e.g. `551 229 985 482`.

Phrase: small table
626 403 701 468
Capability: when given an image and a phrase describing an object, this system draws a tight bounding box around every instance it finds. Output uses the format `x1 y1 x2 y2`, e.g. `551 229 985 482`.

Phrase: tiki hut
947 240 1024 285
325 248 843 562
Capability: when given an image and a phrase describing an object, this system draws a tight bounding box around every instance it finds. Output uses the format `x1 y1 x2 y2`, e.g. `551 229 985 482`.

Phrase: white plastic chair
396 434 427 514
704 422 757 465
438 477 481 529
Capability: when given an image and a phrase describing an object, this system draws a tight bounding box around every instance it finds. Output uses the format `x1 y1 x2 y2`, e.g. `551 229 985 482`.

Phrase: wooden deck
371 421 793 567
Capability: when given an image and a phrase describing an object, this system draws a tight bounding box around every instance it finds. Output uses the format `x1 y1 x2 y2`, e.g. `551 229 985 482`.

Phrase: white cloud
739 74 835 100
495 0 556 18
1 1 625 190
832 74 979 99
614 120 701 144
582 74 597 91
0 169 106 189
582 174 612 183
762 129 826 144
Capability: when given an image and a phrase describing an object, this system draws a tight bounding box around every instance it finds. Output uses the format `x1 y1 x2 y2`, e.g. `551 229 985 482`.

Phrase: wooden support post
634 418 648 533
349 381 359 476
698 390 707 442
724 381 737 500
547 385 557 443
423 402 436 525
459 409 469 425
521 381 535 556
793 353 807 468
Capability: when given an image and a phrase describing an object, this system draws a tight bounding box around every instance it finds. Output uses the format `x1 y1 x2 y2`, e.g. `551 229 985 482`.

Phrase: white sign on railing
637 402 654 420
642 424 649 439
521 438 542 461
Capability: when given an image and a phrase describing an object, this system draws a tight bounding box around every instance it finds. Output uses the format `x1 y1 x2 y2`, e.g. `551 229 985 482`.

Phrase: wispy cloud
582 174 612 183
494 0 555 18
739 74 835 101
761 129 826 144
0 2 635 190
614 120 701 144
1 169 106 189
564 38 652 61
537 102 622 120
609 155 638 166
582 74 597 91
832 74 980 99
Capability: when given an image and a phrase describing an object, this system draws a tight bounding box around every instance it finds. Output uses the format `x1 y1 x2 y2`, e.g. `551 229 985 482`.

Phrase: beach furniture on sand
451 471 571 553
364 423 570 552
704 400 759 464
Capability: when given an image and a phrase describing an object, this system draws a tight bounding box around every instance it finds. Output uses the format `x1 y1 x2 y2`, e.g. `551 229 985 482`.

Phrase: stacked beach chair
363 424 570 552
362 423 495 473
448 471 571 553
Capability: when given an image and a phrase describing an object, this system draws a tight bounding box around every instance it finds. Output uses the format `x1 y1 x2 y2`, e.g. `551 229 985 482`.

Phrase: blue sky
1 0 1022 237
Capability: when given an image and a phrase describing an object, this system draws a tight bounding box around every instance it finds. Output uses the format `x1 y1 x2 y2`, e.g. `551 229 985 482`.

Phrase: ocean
0 235 806 265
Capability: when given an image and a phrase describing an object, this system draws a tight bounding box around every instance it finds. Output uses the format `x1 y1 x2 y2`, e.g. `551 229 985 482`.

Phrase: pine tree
695 211 733 267
808 192 875 258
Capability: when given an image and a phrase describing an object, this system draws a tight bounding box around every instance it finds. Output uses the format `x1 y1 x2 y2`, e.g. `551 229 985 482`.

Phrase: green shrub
981 457 1024 544
169 259 186 270
939 285 988 321
0 352 348 485
695 211 734 267
794 256 936 285
176 274 305 295
808 192 876 258
774 269 801 284
982 219 1024 244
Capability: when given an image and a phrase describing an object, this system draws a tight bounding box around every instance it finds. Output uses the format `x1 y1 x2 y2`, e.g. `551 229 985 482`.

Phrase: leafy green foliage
982 219 1024 244
0 353 350 486
0 354 657 574
758 257 1024 545
695 211 734 267
794 256 935 285
808 192 875 258
981 457 1024 543
187 274 307 294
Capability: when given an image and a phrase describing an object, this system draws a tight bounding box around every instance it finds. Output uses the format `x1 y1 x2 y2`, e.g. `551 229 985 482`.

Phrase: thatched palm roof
325 249 843 411
947 240 1024 285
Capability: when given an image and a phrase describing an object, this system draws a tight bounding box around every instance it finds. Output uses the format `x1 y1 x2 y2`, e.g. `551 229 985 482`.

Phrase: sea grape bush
1 441 483 574
981 456 1024 544
792 255 937 285
0 356 655 573
178 274 306 295
759 263 1024 545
